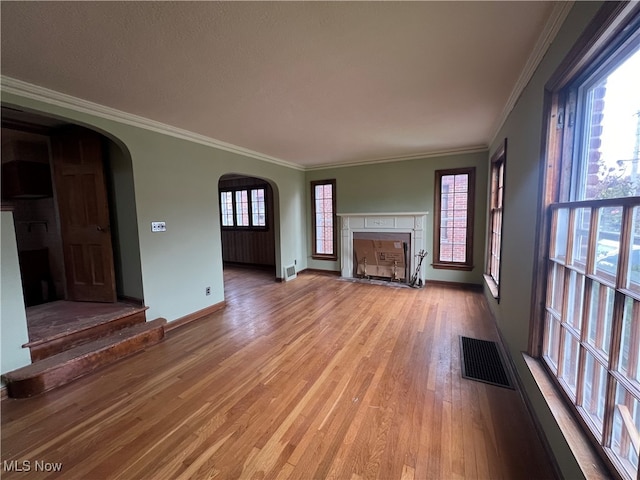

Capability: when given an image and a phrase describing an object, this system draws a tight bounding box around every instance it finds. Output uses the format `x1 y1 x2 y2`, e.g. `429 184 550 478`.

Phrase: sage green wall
107 140 144 300
1 212 32 380
485 2 603 479
0 92 306 345
306 151 488 284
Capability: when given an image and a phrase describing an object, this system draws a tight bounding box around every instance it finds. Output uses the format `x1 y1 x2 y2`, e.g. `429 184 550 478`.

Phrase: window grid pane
235 190 249 226
571 208 591 272
580 351 607 435
610 382 640 479
586 281 614 359
560 329 580 398
544 312 561 371
626 207 640 294
565 270 585 332
618 297 640 388
251 188 266 227
594 206 623 285
220 191 234 226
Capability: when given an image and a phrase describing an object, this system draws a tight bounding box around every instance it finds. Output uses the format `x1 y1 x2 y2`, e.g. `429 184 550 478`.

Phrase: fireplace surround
337 213 427 284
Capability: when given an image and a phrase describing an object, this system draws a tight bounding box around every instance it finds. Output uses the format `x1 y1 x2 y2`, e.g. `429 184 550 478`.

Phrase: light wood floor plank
1 267 556 479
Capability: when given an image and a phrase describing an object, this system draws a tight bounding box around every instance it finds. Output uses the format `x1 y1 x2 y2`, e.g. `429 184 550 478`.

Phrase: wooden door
51 127 116 302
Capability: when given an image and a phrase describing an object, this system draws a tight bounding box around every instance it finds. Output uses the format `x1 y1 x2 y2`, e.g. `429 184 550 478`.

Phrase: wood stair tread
3 318 167 398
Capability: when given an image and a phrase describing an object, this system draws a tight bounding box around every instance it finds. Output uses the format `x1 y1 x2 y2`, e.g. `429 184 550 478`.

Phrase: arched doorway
218 174 278 276
1 106 145 358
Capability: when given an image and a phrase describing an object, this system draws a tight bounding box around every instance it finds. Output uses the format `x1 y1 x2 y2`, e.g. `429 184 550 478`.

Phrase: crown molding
306 145 489 171
489 1 574 147
0 76 305 171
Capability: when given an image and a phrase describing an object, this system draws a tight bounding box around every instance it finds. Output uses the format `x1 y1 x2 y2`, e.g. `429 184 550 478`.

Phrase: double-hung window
485 141 506 299
535 5 640 479
220 187 266 229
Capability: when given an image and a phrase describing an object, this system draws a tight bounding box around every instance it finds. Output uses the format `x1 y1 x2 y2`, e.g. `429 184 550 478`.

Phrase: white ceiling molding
489 1 574 148
0 76 305 172
306 145 489 171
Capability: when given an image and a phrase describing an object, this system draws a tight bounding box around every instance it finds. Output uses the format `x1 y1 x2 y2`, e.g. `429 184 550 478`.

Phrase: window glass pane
552 208 570 263
220 191 234 226
578 47 640 201
547 262 565 315
586 282 614 358
560 330 580 397
251 188 266 227
235 190 249 226
610 382 640 479
626 207 640 293
581 352 607 434
571 208 591 272
594 206 622 284
619 297 640 388
565 270 585 332
544 313 561 372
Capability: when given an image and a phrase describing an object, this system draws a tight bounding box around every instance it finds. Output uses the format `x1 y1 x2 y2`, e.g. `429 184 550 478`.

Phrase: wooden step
3 318 167 398
24 303 149 361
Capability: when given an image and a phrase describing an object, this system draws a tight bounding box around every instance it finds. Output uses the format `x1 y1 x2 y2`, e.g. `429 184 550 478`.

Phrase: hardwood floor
1 267 556 479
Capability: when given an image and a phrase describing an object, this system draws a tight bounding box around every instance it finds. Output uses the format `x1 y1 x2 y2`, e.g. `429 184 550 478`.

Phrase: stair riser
7 327 164 398
29 311 147 361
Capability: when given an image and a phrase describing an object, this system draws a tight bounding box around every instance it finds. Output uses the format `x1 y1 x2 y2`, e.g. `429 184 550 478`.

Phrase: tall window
536 5 640 479
485 141 507 299
433 168 475 270
311 179 337 260
220 191 234 227
219 187 267 229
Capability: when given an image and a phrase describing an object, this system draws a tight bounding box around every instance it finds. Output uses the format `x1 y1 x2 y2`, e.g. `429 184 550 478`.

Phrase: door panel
51 127 116 302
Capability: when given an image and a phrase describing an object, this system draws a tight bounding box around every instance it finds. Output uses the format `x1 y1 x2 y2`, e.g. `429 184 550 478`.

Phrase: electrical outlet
151 221 166 232
205 286 211 296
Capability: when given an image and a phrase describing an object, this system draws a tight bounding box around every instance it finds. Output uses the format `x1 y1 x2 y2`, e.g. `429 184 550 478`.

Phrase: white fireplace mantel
337 213 428 282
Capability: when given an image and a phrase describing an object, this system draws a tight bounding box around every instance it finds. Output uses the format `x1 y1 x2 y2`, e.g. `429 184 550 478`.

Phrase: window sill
311 255 338 261
431 262 474 271
523 354 610 480
483 274 500 300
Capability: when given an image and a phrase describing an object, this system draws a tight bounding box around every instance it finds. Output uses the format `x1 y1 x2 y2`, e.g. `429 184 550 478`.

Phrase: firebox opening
353 232 410 282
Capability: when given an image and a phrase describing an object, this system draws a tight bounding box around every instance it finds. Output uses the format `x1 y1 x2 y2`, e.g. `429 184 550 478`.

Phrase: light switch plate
151 221 166 232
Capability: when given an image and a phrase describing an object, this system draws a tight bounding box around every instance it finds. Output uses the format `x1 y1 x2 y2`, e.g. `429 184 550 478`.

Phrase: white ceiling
1 1 563 169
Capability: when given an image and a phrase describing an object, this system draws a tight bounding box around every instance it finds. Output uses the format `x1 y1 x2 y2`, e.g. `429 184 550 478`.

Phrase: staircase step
3 318 166 398
25 304 149 361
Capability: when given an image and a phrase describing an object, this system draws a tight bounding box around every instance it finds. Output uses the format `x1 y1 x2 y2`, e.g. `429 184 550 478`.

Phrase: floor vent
460 336 514 389
284 264 297 281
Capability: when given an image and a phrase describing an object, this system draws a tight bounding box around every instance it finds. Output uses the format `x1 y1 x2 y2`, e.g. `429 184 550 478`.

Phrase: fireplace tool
361 257 368 279
409 250 427 288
